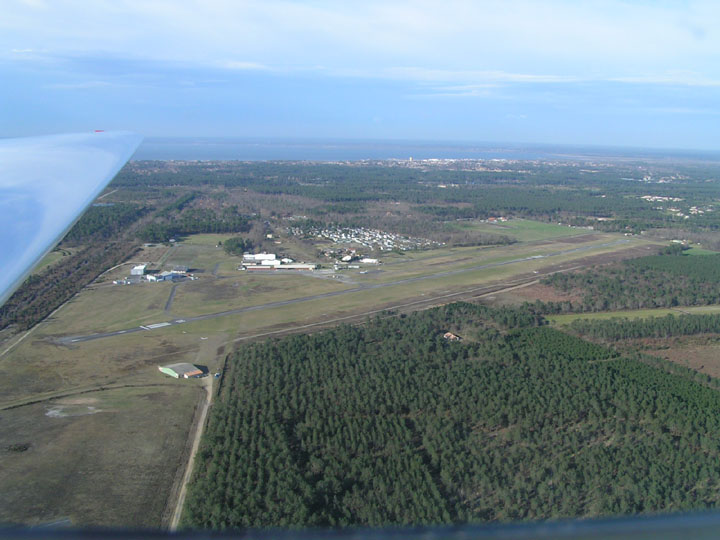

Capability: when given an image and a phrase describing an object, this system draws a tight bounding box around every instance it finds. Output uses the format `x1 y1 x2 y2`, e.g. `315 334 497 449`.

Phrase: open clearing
645 336 720 379
30 247 78 276
0 384 202 528
548 304 720 326
684 247 719 256
445 218 595 242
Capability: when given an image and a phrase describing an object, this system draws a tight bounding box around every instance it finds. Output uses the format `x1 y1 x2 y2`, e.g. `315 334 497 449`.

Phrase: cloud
46 80 112 89
383 67 581 84
609 73 720 87
219 60 270 71
640 106 720 116
2 0 720 88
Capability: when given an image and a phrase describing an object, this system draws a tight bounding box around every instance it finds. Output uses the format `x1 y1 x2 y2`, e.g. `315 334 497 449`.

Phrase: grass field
548 304 720 325
30 233 653 337
448 218 594 242
0 384 201 527
684 247 719 256
352 233 629 286
30 248 77 276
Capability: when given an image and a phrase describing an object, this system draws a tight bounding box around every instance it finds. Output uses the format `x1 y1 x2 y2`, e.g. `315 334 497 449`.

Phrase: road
169 374 213 531
164 284 179 313
56 239 629 345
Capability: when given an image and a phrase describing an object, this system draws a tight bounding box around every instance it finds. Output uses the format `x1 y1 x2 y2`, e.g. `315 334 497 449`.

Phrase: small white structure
360 258 379 264
131 264 147 276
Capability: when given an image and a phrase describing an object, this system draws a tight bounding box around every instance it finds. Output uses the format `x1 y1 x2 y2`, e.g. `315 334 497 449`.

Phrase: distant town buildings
639 194 713 220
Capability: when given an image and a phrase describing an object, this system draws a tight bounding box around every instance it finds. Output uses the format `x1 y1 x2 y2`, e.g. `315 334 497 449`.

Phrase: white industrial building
245 263 317 271
130 264 147 276
147 271 174 282
241 252 316 271
243 253 276 263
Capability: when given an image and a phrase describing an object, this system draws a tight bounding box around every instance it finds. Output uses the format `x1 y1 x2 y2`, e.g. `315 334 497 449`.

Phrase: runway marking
146 322 171 329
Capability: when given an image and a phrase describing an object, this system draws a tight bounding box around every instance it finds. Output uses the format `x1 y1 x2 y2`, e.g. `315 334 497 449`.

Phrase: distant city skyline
2 1 720 150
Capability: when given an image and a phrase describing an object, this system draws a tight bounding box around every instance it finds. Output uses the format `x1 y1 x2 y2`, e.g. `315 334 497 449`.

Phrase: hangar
158 363 203 379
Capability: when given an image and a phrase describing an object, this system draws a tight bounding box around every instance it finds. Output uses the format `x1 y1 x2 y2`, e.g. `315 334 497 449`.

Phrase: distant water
133 137 720 163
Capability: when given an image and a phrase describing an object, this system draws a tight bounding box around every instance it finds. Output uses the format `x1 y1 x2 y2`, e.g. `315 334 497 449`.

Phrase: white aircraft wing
0 131 142 307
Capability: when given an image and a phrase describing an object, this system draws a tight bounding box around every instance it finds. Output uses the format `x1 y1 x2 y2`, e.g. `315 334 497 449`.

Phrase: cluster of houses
481 216 509 224
640 195 714 220
640 195 683 203
113 264 196 285
288 224 442 251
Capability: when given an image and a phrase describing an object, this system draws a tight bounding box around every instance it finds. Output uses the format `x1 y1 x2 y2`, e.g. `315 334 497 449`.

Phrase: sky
2 0 720 150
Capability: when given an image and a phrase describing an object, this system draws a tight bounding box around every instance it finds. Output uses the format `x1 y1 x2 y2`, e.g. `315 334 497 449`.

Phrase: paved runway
57 239 629 345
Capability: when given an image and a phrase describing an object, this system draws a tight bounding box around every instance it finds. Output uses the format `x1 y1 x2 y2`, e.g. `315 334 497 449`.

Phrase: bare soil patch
644 336 720 379
490 283 583 305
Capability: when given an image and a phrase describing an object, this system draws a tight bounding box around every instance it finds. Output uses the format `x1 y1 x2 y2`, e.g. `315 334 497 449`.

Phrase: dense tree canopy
568 312 720 341
182 303 720 529
540 252 720 313
223 237 252 256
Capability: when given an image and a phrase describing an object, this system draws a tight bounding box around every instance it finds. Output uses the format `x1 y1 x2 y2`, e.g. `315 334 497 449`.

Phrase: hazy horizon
132 136 720 162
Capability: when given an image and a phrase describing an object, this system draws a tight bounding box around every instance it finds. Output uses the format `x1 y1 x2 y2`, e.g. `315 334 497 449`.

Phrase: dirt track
169 375 213 530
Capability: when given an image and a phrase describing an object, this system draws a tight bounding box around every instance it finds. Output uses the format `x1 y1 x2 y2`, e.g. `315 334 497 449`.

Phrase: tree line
0 240 139 330
62 203 148 246
539 252 720 312
137 207 252 243
568 312 720 341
